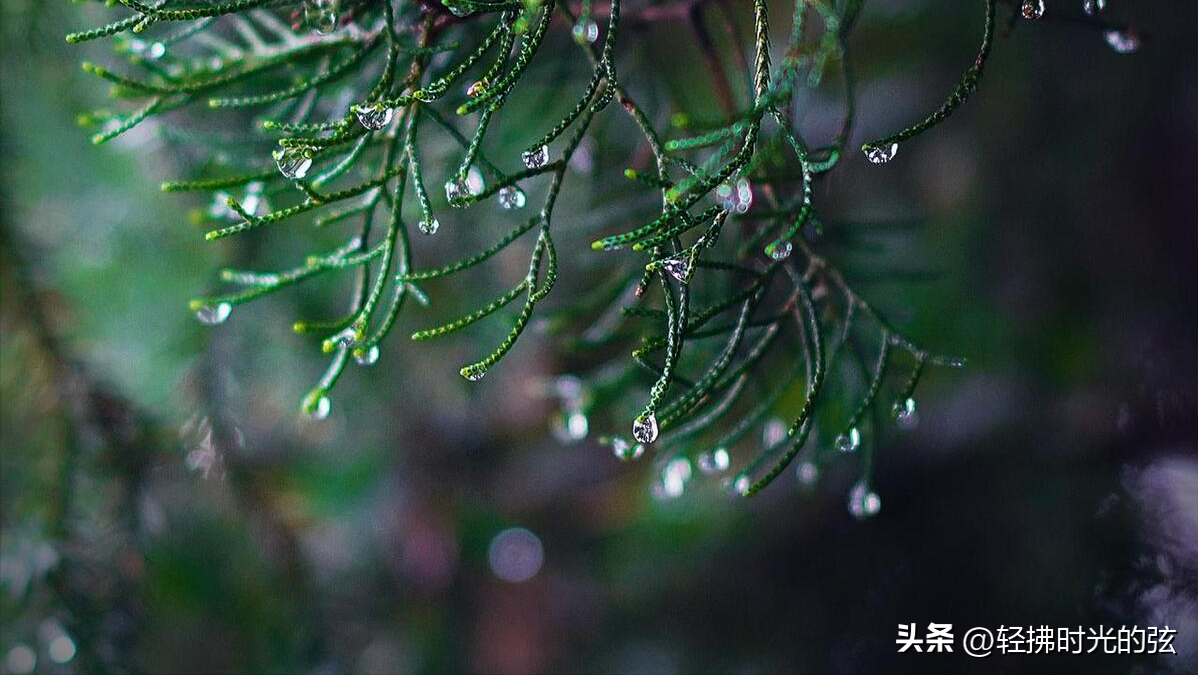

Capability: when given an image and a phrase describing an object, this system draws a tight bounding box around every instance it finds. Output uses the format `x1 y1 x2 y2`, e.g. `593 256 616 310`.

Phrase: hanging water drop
893 397 919 430
764 240 793 261
195 302 232 325
355 103 394 131
863 142 898 164
444 177 468 205
273 147 312 180
572 20 600 44
461 367 485 381
419 218 440 235
444 1 472 18
732 474 752 496
660 258 690 283
631 413 659 444
302 390 332 420
304 0 339 34
698 447 731 474
521 145 550 170
796 461 820 488
1103 29 1141 54
1082 0 1105 16
611 436 644 461
354 345 380 366
1021 0 1045 20
498 186 526 210
848 480 882 520
836 426 862 453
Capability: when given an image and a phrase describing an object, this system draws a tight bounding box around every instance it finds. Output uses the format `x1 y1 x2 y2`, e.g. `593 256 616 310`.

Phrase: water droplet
521 145 550 169
195 302 232 325
354 344 380 365
655 457 692 499
893 397 919 430
572 19 600 44
632 413 659 444
331 327 357 350
1103 28 1140 54
444 177 468 204
355 103 394 130
304 0 339 33
796 461 820 488
302 391 332 420
444 1 473 17
765 240 793 261
698 447 731 474
715 178 753 214
610 436 644 461
1082 0 1105 16
660 257 690 282
498 185 526 210
419 218 440 235
762 417 788 447
462 368 485 381
1021 0 1045 20
864 142 898 164
553 409 589 442
466 79 488 97
273 147 312 179
466 166 485 194
732 474 752 496
848 480 882 519
836 426 862 453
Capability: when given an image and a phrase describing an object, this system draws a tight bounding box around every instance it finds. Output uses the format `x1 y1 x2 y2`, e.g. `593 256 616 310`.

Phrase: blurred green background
2 1 1196 673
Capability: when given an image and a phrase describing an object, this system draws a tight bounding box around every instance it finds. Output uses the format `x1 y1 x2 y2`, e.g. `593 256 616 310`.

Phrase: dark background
2 0 1196 673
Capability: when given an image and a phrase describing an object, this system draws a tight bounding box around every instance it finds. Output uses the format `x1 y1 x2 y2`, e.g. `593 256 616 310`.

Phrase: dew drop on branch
836 426 861 453
354 345 380 366
302 391 332 420
764 240 793 261
1082 0 1105 16
1021 0 1045 20
631 413 659 444
521 145 550 170
848 480 882 519
419 218 440 235
660 258 690 283
732 474 752 496
498 186 526 210
304 0 339 34
273 148 312 180
893 397 920 430
444 1 472 18
195 302 232 325
355 103 394 131
863 142 898 164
